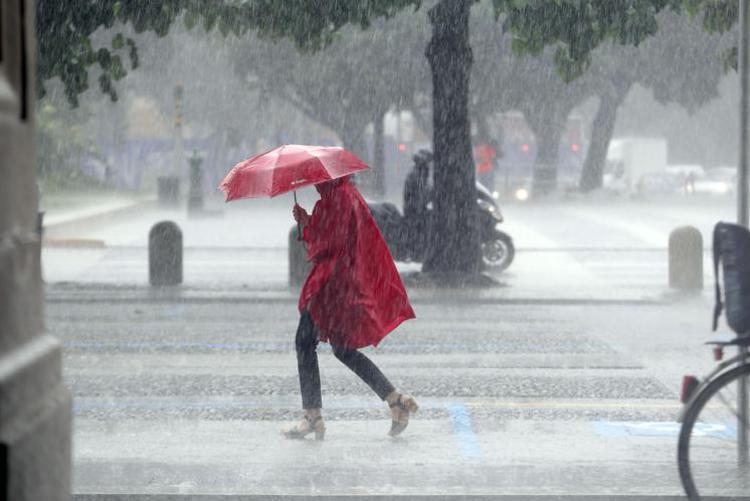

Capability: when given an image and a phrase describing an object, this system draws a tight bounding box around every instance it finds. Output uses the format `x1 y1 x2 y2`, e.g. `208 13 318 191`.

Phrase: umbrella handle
294 191 301 241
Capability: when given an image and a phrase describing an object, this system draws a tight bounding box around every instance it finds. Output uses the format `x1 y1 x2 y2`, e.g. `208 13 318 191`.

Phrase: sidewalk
42 190 157 247
42 192 149 226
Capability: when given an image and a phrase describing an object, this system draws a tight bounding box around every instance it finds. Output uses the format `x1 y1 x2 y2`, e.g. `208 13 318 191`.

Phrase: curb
43 237 106 248
43 197 157 237
44 290 663 306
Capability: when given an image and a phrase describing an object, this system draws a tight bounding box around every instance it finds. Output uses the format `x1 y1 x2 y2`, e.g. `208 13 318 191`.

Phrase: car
690 169 735 196
635 172 683 195
706 166 737 184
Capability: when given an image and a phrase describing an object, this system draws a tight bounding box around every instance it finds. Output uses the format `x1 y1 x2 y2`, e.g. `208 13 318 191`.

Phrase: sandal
388 393 419 437
282 414 326 441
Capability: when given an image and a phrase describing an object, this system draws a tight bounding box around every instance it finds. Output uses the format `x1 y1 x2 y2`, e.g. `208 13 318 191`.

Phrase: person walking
402 149 433 255
284 176 418 440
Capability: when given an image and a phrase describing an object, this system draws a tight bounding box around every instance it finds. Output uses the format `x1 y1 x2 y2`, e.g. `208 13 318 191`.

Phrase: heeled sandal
388 393 419 437
282 415 326 441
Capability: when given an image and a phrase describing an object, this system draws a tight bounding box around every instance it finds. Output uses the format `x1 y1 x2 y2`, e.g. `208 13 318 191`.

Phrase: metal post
739 359 749 466
738 0 750 467
174 83 184 178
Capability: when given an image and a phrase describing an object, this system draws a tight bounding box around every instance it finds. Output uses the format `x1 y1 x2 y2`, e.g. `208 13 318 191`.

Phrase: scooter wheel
481 232 514 272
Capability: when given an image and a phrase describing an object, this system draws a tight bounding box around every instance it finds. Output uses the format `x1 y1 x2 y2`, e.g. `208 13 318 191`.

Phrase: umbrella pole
294 190 301 240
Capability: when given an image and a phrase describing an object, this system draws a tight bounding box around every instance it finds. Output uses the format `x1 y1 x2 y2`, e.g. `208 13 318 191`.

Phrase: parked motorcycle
368 182 515 272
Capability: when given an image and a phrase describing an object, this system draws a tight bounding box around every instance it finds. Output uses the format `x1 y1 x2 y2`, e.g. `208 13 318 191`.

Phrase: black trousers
295 311 395 409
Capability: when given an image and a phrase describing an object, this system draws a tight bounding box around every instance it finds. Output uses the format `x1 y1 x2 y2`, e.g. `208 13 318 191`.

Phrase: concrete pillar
288 226 311 287
669 226 704 290
149 222 183 286
0 1 72 499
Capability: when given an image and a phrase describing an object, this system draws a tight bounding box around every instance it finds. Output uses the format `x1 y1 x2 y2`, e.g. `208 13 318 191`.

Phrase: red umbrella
218 144 369 202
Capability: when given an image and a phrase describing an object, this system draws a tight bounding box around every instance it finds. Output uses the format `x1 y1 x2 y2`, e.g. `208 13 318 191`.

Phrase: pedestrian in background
403 149 433 253
284 176 418 440
474 141 498 191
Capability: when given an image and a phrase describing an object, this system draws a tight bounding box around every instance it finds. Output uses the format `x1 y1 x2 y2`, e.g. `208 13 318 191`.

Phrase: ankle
304 408 322 420
385 391 400 406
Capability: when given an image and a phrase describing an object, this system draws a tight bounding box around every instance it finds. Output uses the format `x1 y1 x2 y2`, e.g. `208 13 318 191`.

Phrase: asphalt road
49 291 726 496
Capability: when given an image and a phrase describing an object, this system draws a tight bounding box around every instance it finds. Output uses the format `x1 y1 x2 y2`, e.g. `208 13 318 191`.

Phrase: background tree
36 0 420 106
578 10 728 191
36 100 101 188
506 51 591 192
37 0 421 195
229 12 429 195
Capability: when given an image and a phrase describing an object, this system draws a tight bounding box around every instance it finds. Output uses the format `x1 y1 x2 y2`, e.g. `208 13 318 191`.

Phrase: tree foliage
495 0 686 81
229 11 428 157
36 0 420 107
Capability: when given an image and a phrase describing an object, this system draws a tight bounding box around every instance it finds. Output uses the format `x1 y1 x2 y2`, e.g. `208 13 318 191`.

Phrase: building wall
0 1 72 499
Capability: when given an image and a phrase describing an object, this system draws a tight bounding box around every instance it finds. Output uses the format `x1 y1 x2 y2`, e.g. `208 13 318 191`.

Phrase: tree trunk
373 109 386 197
523 105 568 195
579 87 630 192
423 0 481 276
533 121 562 194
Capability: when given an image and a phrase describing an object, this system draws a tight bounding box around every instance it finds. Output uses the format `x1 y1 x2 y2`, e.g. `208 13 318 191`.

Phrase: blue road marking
447 404 483 459
595 421 736 439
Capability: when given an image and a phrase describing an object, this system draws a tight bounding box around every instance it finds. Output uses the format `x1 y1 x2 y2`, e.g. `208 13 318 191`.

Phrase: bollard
149 221 183 286
289 225 312 287
669 226 703 290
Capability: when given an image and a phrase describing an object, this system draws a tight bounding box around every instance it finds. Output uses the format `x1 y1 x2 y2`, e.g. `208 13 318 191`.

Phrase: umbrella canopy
219 144 369 201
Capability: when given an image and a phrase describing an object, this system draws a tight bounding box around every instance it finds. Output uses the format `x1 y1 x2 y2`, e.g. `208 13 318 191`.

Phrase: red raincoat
298 177 415 349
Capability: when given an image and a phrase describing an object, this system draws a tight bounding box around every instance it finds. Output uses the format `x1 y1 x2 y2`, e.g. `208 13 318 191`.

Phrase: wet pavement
41 196 747 497
47 293 726 497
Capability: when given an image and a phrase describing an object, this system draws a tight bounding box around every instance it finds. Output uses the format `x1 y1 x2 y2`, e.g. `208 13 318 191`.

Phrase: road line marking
447 404 483 460
595 421 735 438
464 401 681 410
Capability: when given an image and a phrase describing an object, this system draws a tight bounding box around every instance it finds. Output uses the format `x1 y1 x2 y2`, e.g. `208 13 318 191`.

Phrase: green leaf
112 33 125 50
96 48 112 69
109 55 126 80
126 38 139 70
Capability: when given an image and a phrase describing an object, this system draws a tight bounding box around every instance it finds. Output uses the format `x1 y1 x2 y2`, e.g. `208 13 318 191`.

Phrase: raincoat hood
315 177 346 196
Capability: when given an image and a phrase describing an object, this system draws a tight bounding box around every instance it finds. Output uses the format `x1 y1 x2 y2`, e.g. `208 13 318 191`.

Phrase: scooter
368 182 515 272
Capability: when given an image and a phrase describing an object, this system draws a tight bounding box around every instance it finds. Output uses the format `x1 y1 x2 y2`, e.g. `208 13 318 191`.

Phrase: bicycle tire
678 362 750 500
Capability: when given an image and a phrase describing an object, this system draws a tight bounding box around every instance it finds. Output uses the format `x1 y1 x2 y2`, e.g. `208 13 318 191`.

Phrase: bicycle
678 222 750 500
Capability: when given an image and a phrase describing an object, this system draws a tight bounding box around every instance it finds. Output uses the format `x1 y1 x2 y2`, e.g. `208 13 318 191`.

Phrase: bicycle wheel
678 363 750 499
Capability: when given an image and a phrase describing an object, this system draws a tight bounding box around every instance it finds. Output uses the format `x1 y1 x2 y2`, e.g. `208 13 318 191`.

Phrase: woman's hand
293 204 310 226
